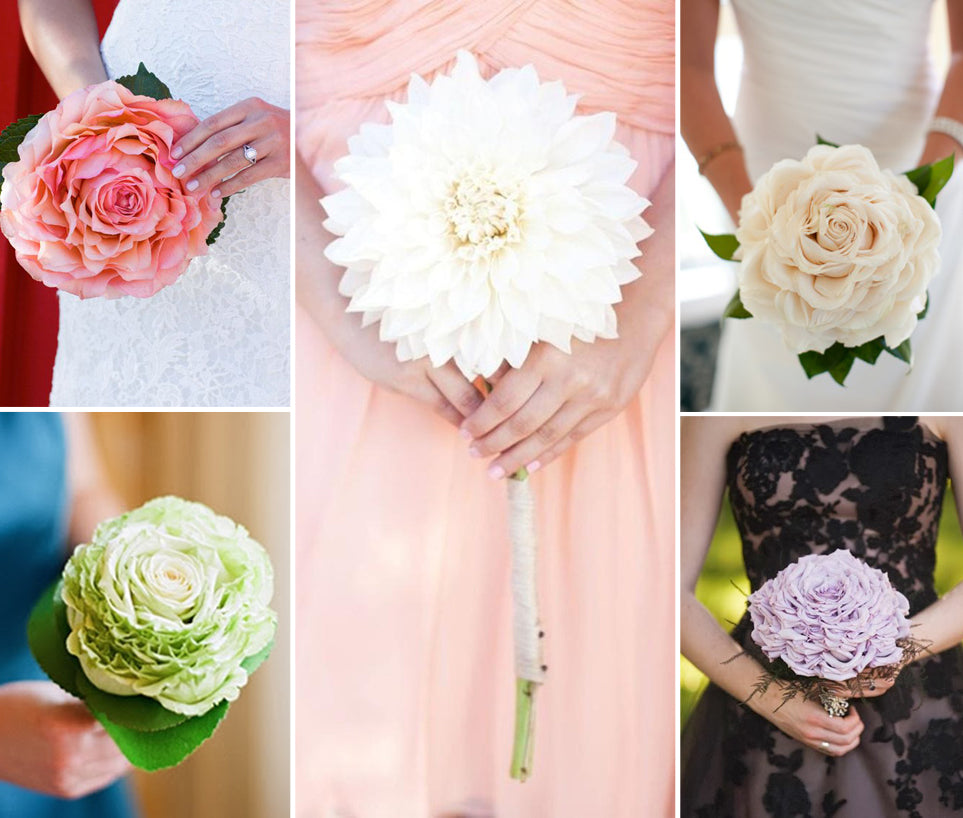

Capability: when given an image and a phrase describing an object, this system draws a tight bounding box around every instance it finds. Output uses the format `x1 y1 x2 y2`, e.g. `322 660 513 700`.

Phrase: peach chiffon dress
295 3 675 816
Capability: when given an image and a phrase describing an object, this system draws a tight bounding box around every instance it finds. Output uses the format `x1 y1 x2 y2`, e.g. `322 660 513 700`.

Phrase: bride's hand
170 98 290 199
750 683 865 758
459 333 653 479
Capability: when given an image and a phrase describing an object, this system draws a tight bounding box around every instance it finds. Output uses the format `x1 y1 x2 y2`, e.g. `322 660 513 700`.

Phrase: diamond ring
242 144 258 165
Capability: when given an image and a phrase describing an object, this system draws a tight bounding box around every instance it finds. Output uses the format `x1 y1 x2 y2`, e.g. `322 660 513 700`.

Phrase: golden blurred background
89 412 290 818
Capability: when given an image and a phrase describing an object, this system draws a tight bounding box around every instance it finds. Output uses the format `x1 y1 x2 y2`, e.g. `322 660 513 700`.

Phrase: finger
187 136 278 195
814 734 860 757
426 364 484 421
460 367 541 440
171 100 251 160
470 381 567 460
496 409 612 476
212 141 287 198
814 708 863 738
172 121 256 183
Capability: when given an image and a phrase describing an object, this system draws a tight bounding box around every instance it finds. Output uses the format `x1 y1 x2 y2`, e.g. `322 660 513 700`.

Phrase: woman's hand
0 681 129 798
460 333 653 478
171 98 290 199
750 682 865 757
333 320 483 429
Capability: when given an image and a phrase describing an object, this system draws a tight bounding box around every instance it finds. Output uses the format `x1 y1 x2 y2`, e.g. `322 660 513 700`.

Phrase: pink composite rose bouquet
746 549 919 715
0 64 224 298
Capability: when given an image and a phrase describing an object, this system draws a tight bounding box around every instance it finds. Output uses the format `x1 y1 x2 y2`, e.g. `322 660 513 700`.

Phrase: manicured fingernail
458 427 472 441
171 146 183 159
488 464 505 480
527 460 541 474
211 188 222 199
468 446 482 458
172 164 186 178
186 179 199 192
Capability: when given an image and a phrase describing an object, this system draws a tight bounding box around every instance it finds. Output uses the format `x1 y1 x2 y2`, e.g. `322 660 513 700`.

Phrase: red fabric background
0 1 118 406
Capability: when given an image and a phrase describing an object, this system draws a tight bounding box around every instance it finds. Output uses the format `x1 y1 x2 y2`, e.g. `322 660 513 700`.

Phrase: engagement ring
243 144 258 164
820 741 830 750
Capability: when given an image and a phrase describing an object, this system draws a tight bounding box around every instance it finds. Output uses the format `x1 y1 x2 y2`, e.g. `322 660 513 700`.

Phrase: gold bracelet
696 140 743 175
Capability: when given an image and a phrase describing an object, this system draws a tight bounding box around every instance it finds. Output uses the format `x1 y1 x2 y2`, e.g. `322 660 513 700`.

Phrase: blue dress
0 413 134 818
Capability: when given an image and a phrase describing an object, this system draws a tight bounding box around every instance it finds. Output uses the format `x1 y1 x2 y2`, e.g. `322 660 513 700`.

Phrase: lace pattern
49 0 290 407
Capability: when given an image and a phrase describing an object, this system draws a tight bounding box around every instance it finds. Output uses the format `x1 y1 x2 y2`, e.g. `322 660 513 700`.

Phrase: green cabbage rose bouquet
27 496 277 770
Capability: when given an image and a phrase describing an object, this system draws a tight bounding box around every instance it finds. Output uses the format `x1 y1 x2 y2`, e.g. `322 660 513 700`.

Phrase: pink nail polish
172 164 186 178
527 460 541 474
458 427 472 441
469 446 482 458
211 189 222 199
171 146 183 159
488 465 505 480
186 179 199 192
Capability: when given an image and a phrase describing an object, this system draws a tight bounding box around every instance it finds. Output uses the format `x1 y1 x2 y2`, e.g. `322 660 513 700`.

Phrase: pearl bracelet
929 116 963 151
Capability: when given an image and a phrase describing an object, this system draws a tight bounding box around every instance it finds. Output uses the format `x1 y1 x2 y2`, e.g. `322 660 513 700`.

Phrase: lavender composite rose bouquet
746 550 920 715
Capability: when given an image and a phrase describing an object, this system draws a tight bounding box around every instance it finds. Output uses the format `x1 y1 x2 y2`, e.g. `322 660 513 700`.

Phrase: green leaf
798 350 830 379
205 195 230 246
75 673 190 733
115 63 173 101
816 135 841 148
0 114 42 164
887 338 913 365
852 337 885 365
797 342 856 385
94 701 230 771
27 581 82 698
699 230 740 261
827 354 855 386
241 639 274 675
0 114 43 204
904 154 955 209
722 290 753 319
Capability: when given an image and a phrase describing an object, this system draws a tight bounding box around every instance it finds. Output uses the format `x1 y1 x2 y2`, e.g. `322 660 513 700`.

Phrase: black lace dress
682 417 963 818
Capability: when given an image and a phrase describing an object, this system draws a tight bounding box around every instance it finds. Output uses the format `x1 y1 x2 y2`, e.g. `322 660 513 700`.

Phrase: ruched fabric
295 3 675 816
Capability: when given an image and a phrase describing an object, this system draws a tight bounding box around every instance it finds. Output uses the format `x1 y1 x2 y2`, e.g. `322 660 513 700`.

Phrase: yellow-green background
682 486 963 726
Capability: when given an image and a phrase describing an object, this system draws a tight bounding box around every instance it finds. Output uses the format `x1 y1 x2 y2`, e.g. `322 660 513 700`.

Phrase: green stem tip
510 677 538 781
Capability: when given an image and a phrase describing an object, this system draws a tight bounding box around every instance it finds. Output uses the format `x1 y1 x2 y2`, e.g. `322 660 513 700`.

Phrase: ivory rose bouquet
0 64 226 299
746 550 921 715
322 50 651 780
703 142 953 385
28 497 276 770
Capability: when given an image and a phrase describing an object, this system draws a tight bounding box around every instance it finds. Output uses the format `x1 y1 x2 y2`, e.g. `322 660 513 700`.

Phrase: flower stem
510 677 538 781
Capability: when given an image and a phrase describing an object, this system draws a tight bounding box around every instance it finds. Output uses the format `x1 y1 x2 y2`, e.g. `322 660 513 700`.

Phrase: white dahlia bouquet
322 50 651 779
745 550 925 716
703 141 953 385
28 497 277 770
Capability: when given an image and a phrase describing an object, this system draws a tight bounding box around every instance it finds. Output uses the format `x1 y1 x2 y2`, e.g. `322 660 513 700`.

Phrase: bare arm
904 416 963 654
921 1 963 165
681 416 865 757
680 0 752 221
63 415 123 548
18 0 107 98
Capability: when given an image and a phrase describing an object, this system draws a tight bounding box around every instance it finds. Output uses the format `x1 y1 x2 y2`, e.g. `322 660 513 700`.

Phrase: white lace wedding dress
48 0 290 407
711 0 963 411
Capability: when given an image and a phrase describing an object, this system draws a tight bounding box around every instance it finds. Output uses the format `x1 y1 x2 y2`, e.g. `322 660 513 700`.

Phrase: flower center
444 171 522 261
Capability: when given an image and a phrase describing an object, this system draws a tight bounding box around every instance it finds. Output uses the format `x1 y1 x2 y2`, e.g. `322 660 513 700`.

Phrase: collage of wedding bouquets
0 1 962 817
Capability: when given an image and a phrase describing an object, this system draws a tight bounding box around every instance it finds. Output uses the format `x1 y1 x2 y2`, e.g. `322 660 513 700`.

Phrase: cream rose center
444 170 523 261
